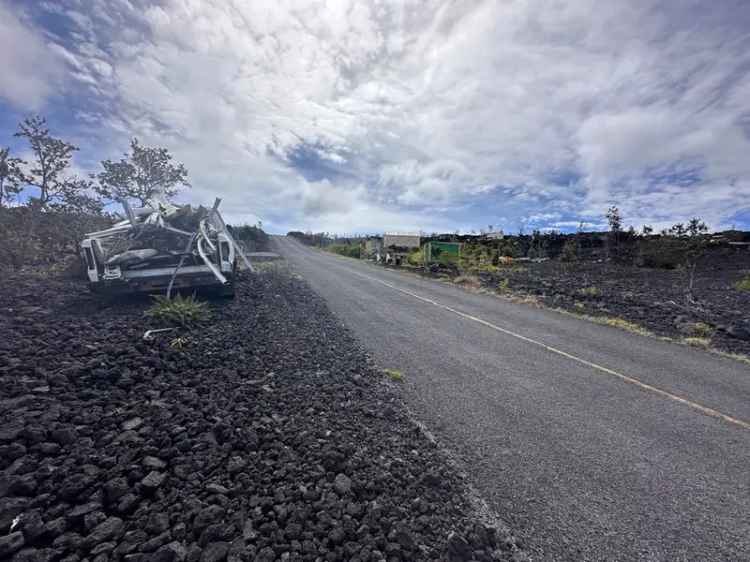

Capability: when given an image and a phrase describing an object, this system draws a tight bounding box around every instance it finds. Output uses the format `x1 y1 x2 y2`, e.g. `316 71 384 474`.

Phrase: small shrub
561 239 578 262
146 294 211 327
578 286 601 297
497 278 510 293
454 275 481 289
735 276 750 291
407 248 424 266
475 263 499 273
383 368 404 382
686 322 714 338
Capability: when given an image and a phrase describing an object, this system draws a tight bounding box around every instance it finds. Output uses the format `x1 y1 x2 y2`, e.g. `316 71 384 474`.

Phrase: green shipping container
425 241 461 263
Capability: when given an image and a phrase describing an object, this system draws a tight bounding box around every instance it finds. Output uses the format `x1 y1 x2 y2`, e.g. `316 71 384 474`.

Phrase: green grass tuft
686 322 714 338
735 275 750 291
578 286 601 297
145 293 211 327
383 368 404 382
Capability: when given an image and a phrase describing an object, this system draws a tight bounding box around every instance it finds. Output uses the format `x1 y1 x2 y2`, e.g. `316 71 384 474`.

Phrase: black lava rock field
474 249 750 357
0 269 524 562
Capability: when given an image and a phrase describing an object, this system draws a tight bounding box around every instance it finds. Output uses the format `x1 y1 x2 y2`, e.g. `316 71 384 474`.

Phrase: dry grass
453 275 482 289
709 349 750 366
599 317 653 336
561 310 654 337
683 337 711 348
735 275 750 291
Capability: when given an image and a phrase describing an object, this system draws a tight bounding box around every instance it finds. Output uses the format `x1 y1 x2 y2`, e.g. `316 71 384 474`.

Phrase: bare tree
14 116 84 208
668 217 709 303
0 147 25 208
605 206 622 259
95 138 190 205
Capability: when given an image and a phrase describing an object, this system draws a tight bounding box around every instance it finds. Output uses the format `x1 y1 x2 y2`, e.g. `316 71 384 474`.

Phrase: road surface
274 236 750 561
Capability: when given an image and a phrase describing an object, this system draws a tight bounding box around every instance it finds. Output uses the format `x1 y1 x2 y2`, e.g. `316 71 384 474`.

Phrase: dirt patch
0 270 525 562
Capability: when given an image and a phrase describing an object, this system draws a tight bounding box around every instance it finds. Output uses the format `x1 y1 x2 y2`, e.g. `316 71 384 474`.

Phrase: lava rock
142 457 167 470
333 474 352 496
84 517 124 549
727 320 750 340
199 542 228 562
104 477 130 504
193 506 224 534
141 471 166 491
146 512 170 535
50 427 77 446
0 531 25 557
153 541 188 562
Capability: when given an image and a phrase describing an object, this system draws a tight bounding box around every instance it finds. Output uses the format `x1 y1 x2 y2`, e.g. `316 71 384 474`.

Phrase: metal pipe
197 235 227 284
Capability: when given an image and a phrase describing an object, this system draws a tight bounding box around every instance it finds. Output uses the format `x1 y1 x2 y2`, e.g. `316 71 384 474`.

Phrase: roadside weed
735 275 750 291
684 337 711 348
146 293 211 327
383 368 404 382
686 322 714 338
578 286 601 297
169 336 189 350
497 278 510 293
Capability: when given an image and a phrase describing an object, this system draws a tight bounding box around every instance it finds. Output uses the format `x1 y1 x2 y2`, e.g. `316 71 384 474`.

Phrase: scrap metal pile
80 195 253 295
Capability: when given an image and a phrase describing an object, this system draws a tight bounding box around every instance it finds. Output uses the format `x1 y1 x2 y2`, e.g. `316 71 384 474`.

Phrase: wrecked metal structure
359 236 383 261
80 196 253 296
383 233 420 265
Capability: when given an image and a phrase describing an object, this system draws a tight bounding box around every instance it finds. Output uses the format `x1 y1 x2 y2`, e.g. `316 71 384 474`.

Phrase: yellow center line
341 265 750 431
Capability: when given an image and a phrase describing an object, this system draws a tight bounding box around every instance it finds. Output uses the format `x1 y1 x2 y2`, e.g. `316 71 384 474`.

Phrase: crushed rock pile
0 270 526 562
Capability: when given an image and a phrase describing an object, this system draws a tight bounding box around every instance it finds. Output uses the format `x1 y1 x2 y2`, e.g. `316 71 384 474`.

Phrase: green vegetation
735 275 750 291
327 244 360 259
232 223 269 251
600 317 652 336
683 337 711 348
686 322 715 338
578 286 601 297
383 368 404 382
561 238 578 262
564 313 653 337
146 293 211 327
496 278 510 293
407 248 425 266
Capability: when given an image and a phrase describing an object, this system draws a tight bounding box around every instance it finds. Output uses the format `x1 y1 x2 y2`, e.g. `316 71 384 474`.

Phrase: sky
1 0 749 234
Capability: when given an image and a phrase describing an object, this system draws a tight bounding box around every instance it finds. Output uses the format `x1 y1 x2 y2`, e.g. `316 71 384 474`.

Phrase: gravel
0 269 525 561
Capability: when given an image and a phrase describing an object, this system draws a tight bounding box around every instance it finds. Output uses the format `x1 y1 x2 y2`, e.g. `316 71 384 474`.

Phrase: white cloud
0 2 64 110
16 0 750 232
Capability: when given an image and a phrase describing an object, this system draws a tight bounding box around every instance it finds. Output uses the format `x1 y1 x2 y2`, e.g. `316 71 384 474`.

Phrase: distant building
483 230 505 240
383 233 421 250
383 233 421 266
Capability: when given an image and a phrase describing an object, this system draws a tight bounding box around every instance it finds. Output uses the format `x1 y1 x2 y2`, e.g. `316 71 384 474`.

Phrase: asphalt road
273 236 750 562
